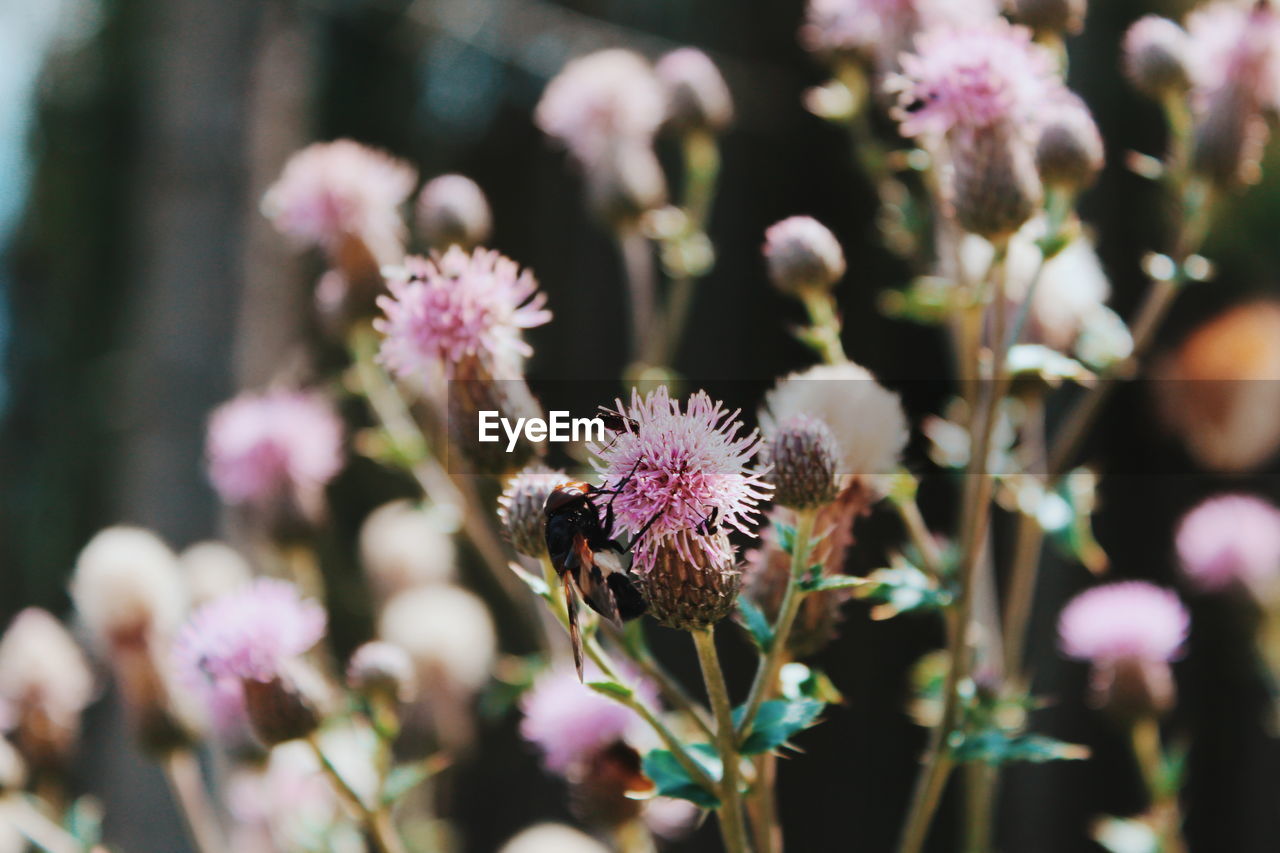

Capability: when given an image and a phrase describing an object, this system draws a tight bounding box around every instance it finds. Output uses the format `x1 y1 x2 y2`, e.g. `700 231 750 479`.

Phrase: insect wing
563 573 585 681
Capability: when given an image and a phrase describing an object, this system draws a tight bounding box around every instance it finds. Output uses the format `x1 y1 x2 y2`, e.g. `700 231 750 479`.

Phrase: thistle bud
416 174 493 251
1122 16 1192 99
586 144 668 227
1190 85 1268 189
1088 657 1176 720
241 666 325 747
949 123 1042 240
1009 0 1086 36
765 415 840 510
655 48 734 134
498 466 569 558
641 529 740 631
762 216 846 295
71 526 185 650
448 358 545 475
1036 95 1105 192
347 641 417 704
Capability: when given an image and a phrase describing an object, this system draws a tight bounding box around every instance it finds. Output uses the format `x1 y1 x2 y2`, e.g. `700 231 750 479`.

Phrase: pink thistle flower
1058 581 1189 664
374 246 551 382
592 387 771 576
172 579 325 734
801 0 998 68
535 49 666 166
518 662 656 775
206 390 344 511
1176 494 1280 593
1186 1 1280 109
889 19 1061 142
262 139 417 259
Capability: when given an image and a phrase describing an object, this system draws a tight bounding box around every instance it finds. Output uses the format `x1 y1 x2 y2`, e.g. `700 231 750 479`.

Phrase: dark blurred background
3 0 1280 850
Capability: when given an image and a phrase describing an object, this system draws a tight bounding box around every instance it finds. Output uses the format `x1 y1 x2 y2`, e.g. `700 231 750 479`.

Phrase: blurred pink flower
889 19 1061 142
518 662 655 775
1186 1 1280 108
592 387 771 576
262 139 416 258
375 247 551 381
801 0 997 67
1176 494 1280 593
172 579 325 733
1058 581 1189 664
535 49 666 166
206 390 344 510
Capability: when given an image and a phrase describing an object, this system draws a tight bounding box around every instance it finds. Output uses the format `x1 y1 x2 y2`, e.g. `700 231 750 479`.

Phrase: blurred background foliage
2 0 1280 850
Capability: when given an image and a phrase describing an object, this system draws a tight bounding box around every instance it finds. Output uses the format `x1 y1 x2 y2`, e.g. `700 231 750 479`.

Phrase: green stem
307 734 407 853
162 749 226 853
799 290 849 366
736 508 817 742
1130 717 1187 853
619 227 658 369
693 626 750 853
1 796 86 853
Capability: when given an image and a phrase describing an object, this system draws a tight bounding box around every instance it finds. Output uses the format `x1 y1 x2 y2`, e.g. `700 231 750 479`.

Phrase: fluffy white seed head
499 824 611 853
359 501 457 602
71 526 185 649
377 586 496 693
178 541 253 607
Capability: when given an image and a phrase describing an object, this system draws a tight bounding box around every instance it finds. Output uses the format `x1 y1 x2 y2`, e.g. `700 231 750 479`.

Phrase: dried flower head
763 363 909 493
71 526 185 649
416 173 493 251
801 0 999 70
655 48 734 133
1123 15 1193 99
359 500 457 601
178 542 252 607
499 824 611 853
1156 301 1280 472
1177 494 1280 594
535 49 666 166
765 415 841 510
498 465 570 559
948 121 1044 239
375 247 551 382
518 662 653 775
592 387 771 577
1035 93 1105 191
1058 581 1189 664
0 609 94 768
378 585 497 694
206 390 344 524
347 641 418 704
763 216 847 295
262 139 416 261
644 528 743 630
172 579 326 740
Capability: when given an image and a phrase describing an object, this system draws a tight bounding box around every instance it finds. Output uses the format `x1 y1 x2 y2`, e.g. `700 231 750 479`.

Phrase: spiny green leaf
780 663 844 705
852 559 951 618
508 562 549 598
736 597 774 653
734 698 825 756
774 521 797 555
641 746 721 809
950 730 1089 766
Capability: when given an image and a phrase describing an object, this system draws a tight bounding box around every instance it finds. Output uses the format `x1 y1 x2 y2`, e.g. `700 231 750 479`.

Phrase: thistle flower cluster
375 247 551 382
801 0 998 71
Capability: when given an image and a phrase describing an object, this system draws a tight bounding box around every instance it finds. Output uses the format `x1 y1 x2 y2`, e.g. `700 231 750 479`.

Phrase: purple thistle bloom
172 579 326 734
889 19 1062 142
535 49 666 167
518 662 655 775
262 139 417 257
1176 494 1280 593
1186 1 1280 109
374 246 551 382
592 387 771 576
1058 581 1189 664
206 390 344 510
802 0 998 68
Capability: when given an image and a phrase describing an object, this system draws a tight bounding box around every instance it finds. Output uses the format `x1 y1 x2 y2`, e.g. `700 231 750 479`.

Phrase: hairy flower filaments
1177 494 1280 595
592 387 770 577
172 579 327 744
375 247 551 383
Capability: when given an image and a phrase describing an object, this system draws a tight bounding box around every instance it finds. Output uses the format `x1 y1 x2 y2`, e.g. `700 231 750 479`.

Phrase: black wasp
543 473 648 680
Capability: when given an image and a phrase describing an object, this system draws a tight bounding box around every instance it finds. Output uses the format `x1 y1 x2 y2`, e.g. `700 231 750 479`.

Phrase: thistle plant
15 3 1280 852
